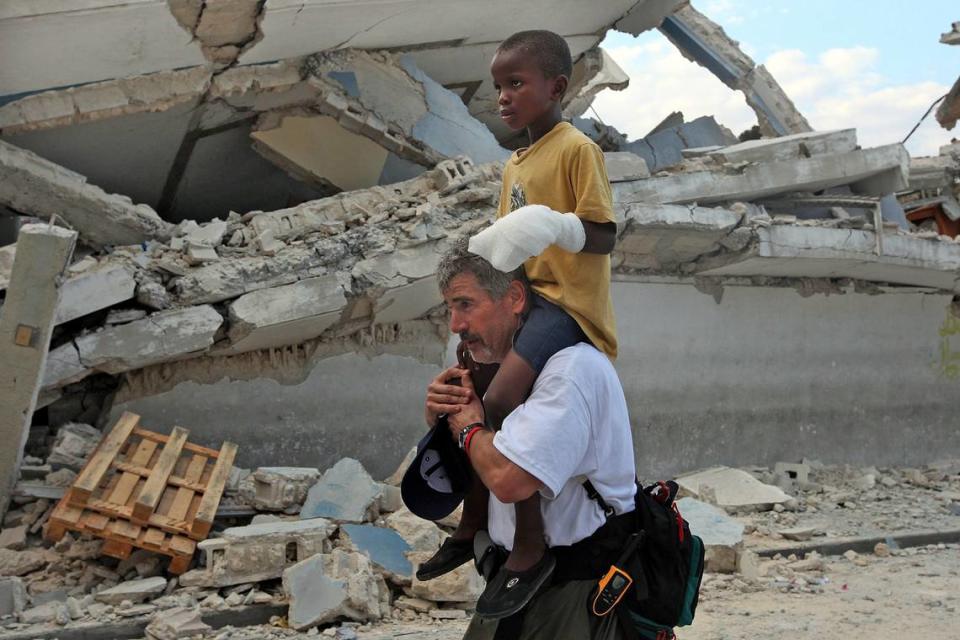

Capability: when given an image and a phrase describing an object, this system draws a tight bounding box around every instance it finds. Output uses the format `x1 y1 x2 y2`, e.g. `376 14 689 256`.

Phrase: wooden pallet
45 412 237 574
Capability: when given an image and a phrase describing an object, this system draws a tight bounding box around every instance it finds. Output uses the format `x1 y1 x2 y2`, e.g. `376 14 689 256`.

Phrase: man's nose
449 310 467 333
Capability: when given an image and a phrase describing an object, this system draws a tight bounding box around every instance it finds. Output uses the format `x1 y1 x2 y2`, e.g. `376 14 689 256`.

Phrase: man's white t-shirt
488 343 636 549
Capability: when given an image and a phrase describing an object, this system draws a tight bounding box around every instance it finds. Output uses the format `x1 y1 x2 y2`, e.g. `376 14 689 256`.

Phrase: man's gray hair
437 237 525 299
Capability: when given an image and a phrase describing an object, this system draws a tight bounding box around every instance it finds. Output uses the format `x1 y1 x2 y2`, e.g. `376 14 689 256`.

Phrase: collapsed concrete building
2 1 960 519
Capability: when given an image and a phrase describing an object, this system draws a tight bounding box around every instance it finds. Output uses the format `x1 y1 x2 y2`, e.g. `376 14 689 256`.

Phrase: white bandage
467 205 586 272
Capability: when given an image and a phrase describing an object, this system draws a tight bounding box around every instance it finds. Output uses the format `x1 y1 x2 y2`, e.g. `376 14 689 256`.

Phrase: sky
593 1 958 156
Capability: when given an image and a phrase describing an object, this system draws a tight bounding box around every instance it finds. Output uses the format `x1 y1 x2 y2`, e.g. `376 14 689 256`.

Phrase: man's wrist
458 422 485 452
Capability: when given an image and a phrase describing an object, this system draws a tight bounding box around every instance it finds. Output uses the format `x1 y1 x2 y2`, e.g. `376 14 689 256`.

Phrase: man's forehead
442 272 489 302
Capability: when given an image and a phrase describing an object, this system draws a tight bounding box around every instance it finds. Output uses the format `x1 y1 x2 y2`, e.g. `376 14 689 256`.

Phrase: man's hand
468 204 586 271
424 365 473 427
446 370 486 442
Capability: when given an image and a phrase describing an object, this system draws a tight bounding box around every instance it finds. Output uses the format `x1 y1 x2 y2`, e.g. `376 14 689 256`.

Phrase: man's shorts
513 291 589 374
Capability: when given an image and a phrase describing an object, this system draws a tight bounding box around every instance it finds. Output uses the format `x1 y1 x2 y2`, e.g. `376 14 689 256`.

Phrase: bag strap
582 478 616 517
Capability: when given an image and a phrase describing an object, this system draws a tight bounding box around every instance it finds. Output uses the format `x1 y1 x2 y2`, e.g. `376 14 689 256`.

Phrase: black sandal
415 536 475 581
475 551 556 619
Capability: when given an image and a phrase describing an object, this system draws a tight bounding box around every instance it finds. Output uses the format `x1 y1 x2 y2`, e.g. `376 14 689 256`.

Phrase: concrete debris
604 152 650 182
706 129 857 165
283 550 390 630
237 467 321 513
180 517 335 588
0 524 27 550
0 545 47 578
144 606 211 640
942 22 960 46
19 600 70 625
46 422 100 470
339 524 414 583
0 576 27 617
936 75 960 132
0 139 172 248
301 458 381 523
94 576 168 605
563 48 631 120
408 551 485 603
677 466 793 511
678 497 744 573
384 507 445 553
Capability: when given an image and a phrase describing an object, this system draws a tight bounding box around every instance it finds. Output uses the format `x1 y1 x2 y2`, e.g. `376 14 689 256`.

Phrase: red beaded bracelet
463 425 484 454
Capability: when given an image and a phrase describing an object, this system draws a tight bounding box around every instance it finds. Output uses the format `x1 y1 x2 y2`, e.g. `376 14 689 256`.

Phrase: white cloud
593 36 952 157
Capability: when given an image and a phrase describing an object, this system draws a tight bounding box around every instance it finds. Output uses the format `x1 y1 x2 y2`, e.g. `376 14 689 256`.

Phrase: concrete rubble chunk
144 606 211 640
677 466 792 511
47 422 101 470
43 305 224 390
238 467 321 512
0 524 27 550
339 524 413 583
614 144 910 205
225 275 348 354
94 576 167 605
0 548 48 576
384 506 445 552
0 139 172 248
55 262 137 325
604 152 651 182
0 577 27 617
0 243 16 291
706 129 858 165
283 550 389 630
184 219 229 247
19 600 69 625
179 518 335 588
301 458 380 523
677 497 743 573
408 551 484 602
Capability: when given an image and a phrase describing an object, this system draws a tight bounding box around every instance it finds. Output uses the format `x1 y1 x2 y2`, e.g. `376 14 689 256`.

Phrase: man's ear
551 75 568 102
507 280 527 315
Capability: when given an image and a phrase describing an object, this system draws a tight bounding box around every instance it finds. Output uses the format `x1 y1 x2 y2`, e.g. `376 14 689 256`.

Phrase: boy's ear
551 75 568 102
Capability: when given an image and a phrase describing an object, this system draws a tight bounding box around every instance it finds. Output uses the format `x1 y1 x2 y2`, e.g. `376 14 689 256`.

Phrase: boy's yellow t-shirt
496 121 618 359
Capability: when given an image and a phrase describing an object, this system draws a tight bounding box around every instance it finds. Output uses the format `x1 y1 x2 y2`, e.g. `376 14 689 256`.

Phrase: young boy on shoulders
418 29 618 619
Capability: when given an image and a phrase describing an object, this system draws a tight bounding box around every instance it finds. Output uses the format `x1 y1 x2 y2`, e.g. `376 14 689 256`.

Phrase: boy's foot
475 550 556 619
415 536 475 581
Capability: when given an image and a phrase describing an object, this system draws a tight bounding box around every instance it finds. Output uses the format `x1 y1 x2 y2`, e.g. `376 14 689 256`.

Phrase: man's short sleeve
571 143 615 225
492 369 592 499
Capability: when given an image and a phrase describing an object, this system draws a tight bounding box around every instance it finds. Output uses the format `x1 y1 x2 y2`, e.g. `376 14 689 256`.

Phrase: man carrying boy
424 241 636 639
416 29 621 622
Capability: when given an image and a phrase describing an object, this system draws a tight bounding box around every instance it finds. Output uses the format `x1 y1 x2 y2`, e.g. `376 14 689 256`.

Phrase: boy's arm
581 220 617 254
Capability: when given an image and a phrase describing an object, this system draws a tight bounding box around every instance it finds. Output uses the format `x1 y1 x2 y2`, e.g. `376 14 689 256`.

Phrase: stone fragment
238 467 321 513
301 458 380 523
137 281 172 310
778 526 817 542
430 608 466 619
378 484 403 513
184 241 220 264
184 219 228 247
787 551 824 572
144 606 211 640
0 548 47 576
604 151 650 182
408 551 484 602
677 497 743 573
19 600 69 625
65 596 84 619
0 525 27 550
339 524 413 583
47 423 101 470
118 603 157 617
384 507 444 552
283 551 389 630
0 577 27 617
179 518 335 588
95 576 167 604
44 468 77 487
874 542 891 557
773 461 810 486
394 596 436 613
677 467 792 511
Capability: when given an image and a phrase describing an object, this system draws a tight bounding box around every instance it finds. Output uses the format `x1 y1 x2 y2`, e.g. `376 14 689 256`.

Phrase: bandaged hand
467 204 586 272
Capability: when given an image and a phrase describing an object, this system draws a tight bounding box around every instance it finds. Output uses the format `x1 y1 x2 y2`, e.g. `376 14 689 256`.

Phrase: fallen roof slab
0 140 172 249
613 143 909 205
706 129 857 165
700 225 960 292
54 262 136 325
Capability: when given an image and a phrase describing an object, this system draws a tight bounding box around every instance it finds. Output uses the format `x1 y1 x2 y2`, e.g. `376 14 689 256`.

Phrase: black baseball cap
401 416 472 521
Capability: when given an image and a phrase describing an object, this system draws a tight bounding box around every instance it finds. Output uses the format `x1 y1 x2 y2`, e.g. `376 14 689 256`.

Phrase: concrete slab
144 606 211 639
614 144 909 205
55 262 136 325
339 524 413 582
408 550 484 602
0 139 171 249
283 554 348 630
604 152 650 182
677 497 744 573
94 576 167 605
0 577 26 617
699 226 960 292
301 458 381 523
707 129 857 165
0 224 76 517
676 466 792 510
225 275 348 354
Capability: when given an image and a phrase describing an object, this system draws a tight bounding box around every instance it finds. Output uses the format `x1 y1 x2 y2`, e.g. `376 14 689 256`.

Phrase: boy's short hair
497 30 573 79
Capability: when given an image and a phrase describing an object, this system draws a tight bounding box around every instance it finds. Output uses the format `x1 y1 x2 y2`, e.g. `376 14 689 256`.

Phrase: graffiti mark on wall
938 309 960 379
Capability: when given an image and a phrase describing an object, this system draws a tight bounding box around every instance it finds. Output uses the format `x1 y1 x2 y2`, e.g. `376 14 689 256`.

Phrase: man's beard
460 332 496 363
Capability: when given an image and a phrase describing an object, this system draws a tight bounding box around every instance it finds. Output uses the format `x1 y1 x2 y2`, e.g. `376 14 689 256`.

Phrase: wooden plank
167 455 207 523
133 426 189 521
190 442 236 539
72 412 140 504
83 512 110 532
111 461 206 492
101 539 133 559
107 439 158 507
143 528 166 548
168 535 195 556
110 519 141 541
133 428 221 458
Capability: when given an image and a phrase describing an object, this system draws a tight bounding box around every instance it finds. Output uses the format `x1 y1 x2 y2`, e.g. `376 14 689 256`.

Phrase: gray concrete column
0 223 76 518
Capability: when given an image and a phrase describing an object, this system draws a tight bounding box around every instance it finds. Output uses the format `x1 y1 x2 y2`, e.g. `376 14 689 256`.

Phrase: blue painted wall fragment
341 524 413 579
327 71 360 98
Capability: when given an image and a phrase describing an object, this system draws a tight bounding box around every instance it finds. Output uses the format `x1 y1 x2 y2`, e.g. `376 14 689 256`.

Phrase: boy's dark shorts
513 292 589 374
